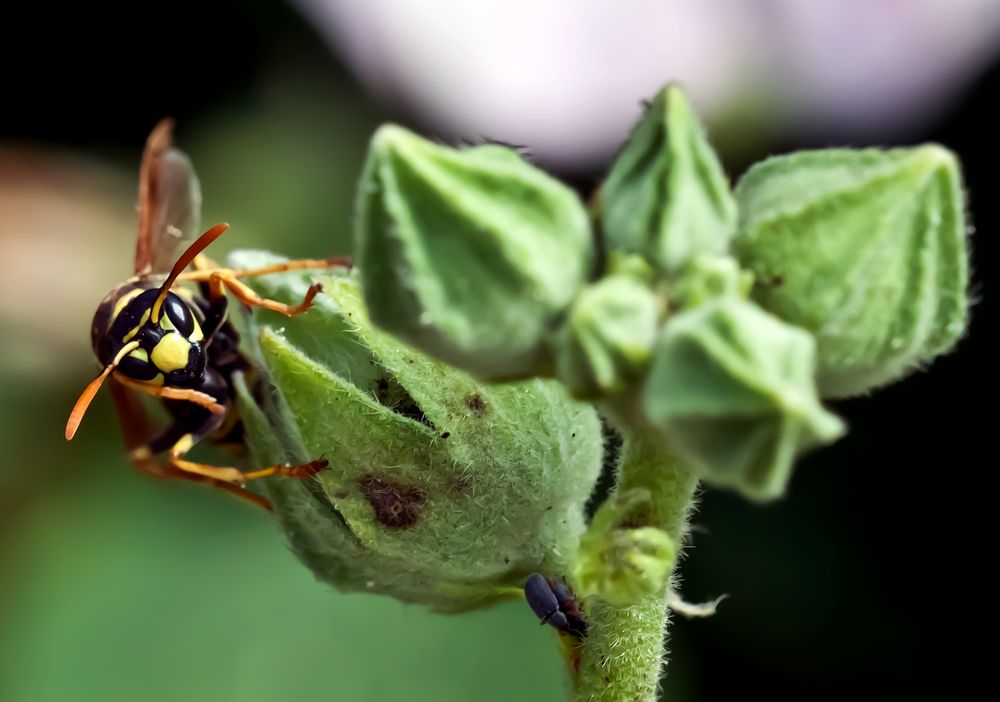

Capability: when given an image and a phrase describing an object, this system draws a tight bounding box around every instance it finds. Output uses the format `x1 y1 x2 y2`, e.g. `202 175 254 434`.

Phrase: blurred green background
1 2 992 700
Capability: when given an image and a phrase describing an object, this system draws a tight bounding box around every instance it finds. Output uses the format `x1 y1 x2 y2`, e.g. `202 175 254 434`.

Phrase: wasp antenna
151 222 230 322
65 341 141 441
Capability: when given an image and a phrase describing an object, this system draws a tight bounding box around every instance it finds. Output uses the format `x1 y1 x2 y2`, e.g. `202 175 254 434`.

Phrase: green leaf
734 145 970 397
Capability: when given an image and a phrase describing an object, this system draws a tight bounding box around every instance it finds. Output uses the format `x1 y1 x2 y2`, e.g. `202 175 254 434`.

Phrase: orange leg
129 449 274 511
228 257 351 279
111 381 325 512
176 269 323 316
112 373 226 415
164 434 328 487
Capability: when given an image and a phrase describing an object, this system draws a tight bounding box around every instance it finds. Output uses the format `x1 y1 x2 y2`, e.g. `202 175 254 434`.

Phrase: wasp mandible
65 119 346 510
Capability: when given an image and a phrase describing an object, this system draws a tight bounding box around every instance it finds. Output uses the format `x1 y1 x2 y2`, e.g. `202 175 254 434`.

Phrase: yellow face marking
110 288 144 325
151 332 191 372
159 314 175 331
128 348 149 362
123 309 151 342
188 317 204 343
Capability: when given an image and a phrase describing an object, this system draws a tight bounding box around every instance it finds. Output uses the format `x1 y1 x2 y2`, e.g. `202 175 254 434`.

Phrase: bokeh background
1 2 993 700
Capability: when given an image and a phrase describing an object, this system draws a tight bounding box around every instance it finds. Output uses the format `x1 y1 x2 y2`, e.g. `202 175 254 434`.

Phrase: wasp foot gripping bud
354 125 594 379
733 146 970 398
643 297 845 501
228 252 603 611
574 489 675 606
554 274 661 400
598 85 737 277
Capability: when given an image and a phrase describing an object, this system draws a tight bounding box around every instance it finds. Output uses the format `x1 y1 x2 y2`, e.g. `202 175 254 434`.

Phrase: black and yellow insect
66 119 345 509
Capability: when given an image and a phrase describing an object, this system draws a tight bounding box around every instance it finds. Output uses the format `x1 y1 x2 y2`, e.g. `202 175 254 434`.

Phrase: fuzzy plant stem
574 418 700 702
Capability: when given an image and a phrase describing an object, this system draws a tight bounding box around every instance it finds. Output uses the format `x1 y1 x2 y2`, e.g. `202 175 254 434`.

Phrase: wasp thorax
93 286 206 387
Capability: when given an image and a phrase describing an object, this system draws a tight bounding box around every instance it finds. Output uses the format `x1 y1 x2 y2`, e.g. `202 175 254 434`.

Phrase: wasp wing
134 119 203 276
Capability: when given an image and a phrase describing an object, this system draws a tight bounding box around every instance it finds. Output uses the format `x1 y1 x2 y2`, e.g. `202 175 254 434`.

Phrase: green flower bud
599 85 737 276
733 146 970 398
669 254 754 309
229 252 603 611
643 298 845 501
575 489 676 606
354 125 594 379
555 274 661 399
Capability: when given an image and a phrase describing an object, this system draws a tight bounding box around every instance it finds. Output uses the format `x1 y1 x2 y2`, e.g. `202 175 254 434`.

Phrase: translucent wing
134 119 203 276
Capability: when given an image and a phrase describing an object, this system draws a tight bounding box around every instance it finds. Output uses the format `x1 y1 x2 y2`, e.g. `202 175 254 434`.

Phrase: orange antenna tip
65 342 140 441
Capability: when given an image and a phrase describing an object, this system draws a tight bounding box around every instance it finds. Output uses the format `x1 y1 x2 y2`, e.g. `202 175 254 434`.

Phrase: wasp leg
199 293 229 343
110 379 273 510
129 445 274 511
227 257 351 278
179 257 350 281
208 271 323 317
176 257 350 316
112 373 225 414
161 432 328 487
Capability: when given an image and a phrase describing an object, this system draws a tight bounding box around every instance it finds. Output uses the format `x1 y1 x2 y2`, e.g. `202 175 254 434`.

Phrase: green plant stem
573 416 699 702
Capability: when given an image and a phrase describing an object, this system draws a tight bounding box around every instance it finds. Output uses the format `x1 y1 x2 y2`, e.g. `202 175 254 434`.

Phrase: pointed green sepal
734 145 970 397
354 125 593 379
600 85 737 276
643 298 845 500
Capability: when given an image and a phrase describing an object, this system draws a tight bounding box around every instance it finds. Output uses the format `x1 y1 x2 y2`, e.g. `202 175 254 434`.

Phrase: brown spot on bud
466 393 487 414
358 475 425 529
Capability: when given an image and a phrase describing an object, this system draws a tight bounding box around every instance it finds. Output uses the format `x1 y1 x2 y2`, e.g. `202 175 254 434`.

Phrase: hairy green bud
354 125 593 379
734 146 970 398
643 298 844 500
669 254 754 309
555 274 660 399
575 489 676 606
229 252 603 611
600 85 737 276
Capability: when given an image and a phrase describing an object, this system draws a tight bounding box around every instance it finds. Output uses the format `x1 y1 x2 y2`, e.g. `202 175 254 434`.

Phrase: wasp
65 119 346 510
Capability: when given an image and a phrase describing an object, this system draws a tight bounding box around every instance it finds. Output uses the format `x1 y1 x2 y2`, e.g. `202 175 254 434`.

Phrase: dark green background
1 2 991 700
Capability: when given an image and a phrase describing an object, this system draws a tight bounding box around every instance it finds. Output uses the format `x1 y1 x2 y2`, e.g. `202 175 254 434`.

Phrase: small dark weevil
524 573 587 638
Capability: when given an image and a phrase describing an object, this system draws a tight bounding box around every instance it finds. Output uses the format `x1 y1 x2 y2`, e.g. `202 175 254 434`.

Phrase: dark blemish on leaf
333 490 349 500
466 393 487 414
374 374 433 427
763 274 784 288
358 475 426 529
440 431 451 439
